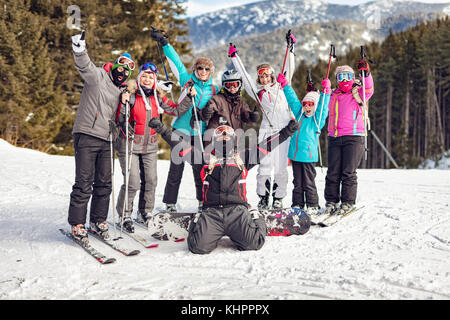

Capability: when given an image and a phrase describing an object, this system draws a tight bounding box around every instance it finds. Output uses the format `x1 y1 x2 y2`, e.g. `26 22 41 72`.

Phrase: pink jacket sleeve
357 73 374 101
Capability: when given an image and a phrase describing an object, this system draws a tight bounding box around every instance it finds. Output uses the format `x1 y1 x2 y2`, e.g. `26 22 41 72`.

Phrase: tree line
288 17 449 168
1 1 448 168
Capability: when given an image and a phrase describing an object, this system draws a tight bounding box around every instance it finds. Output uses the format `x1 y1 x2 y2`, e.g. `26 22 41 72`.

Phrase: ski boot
90 221 111 240
324 202 338 216
165 203 177 213
306 206 320 216
121 217 135 233
136 211 150 225
71 224 88 244
257 194 269 210
272 197 283 209
334 202 355 216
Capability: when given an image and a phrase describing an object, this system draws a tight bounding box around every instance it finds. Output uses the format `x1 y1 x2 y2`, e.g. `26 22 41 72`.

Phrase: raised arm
151 28 190 86
241 119 299 170
72 30 101 84
228 44 259 103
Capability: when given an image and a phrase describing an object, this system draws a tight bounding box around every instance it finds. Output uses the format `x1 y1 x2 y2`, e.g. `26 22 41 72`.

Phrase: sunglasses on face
336 72 354 82
117 56 135 71
197 66 211 72
224 81 241 89
140 62 158 74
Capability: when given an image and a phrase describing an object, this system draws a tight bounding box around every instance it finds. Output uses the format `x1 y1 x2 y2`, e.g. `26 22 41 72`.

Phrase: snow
0 138 449 300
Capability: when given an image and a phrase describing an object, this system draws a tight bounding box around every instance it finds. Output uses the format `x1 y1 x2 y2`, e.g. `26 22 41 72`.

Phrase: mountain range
182 0 449 81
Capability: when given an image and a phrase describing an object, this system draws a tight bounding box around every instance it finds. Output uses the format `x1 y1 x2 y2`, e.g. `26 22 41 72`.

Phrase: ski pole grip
360 46 365 59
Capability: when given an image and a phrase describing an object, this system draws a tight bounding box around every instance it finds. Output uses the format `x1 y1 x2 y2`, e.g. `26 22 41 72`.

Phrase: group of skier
67 27 374 254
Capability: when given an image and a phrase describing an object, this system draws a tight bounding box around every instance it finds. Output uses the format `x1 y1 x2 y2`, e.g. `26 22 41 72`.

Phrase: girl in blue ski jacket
151 28 219 212
277 73 331 214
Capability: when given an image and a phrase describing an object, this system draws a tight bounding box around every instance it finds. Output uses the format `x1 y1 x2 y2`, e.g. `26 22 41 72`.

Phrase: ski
87 229 140 256
108 222 158 249
59 229 116 264
145 211 192 242
317 206 365 227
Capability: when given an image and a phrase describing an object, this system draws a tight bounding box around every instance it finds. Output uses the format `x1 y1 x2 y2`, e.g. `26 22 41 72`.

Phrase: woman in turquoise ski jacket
277 73 331 215
151 28 219 213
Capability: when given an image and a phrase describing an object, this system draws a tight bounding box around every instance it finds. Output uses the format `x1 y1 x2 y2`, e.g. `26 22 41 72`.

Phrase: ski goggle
140 62 158 75
116 55 135 71
302 101 315 108
257 68 272 76
336 72 354 82
213 125 235 140
224 81 241 89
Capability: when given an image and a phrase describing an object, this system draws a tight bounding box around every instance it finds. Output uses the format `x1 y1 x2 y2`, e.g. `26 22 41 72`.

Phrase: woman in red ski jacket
115 62 190 232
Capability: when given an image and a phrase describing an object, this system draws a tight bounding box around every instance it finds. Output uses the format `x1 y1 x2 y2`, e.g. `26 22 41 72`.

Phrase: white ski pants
256 128 290 199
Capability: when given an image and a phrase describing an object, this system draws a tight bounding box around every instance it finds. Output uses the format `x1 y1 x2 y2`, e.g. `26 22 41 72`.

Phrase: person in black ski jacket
148 115 299 254
68 30 135 243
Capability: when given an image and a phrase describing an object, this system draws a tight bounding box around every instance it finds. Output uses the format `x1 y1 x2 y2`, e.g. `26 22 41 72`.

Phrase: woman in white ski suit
229 46 292 209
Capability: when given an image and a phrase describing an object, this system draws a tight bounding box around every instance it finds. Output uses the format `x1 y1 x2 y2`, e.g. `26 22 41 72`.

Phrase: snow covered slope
0 138 449 299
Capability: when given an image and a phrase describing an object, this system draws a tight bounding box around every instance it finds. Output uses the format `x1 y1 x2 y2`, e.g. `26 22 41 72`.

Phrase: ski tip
146 244 159 249
174 238 185 242
127 250 141 256
100 257 117 264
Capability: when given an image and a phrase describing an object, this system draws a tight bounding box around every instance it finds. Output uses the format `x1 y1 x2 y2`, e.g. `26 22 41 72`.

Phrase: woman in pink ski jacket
323 61 374 216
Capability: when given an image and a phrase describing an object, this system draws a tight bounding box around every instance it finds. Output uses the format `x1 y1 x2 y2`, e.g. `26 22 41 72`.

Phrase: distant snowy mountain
186 0 450 51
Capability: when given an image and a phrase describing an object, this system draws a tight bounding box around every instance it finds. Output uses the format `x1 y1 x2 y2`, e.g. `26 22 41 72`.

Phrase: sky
184 0 450 17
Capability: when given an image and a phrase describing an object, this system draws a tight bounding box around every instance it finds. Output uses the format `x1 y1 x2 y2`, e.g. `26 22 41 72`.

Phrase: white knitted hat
335 65 355 75
302 91 320 107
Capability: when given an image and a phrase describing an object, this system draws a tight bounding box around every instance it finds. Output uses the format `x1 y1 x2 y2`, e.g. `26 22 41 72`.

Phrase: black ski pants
188 205 266 254
291 161 319 208
324 135 364 205
163 134 204 204
68 133 112 226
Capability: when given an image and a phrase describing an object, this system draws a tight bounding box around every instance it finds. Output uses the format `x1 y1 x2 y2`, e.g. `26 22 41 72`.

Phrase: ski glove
228 43 237 57
117 114 135 140
249 110 260 123
157 80 174 92
151 29 169 47
286 32 296 44
148 117 165 133
306 82 317 93
72 30 86 53
358 60 370 77
201 102 214 119
321 78 332 95
276 73 288 88
280 119 300 137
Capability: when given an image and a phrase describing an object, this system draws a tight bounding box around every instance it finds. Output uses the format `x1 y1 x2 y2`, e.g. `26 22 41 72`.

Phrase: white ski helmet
221 69 242 90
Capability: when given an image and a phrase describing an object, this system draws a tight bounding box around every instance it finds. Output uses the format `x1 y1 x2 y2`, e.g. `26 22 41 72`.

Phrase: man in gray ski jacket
68 30 135 242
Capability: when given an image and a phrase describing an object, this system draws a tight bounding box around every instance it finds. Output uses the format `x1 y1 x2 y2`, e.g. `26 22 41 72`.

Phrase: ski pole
360 46 369 161
232 48 273 128
272 30 296 121
189 84 204 153
315 44 336 170
109 124 118 239
152 26 175 103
